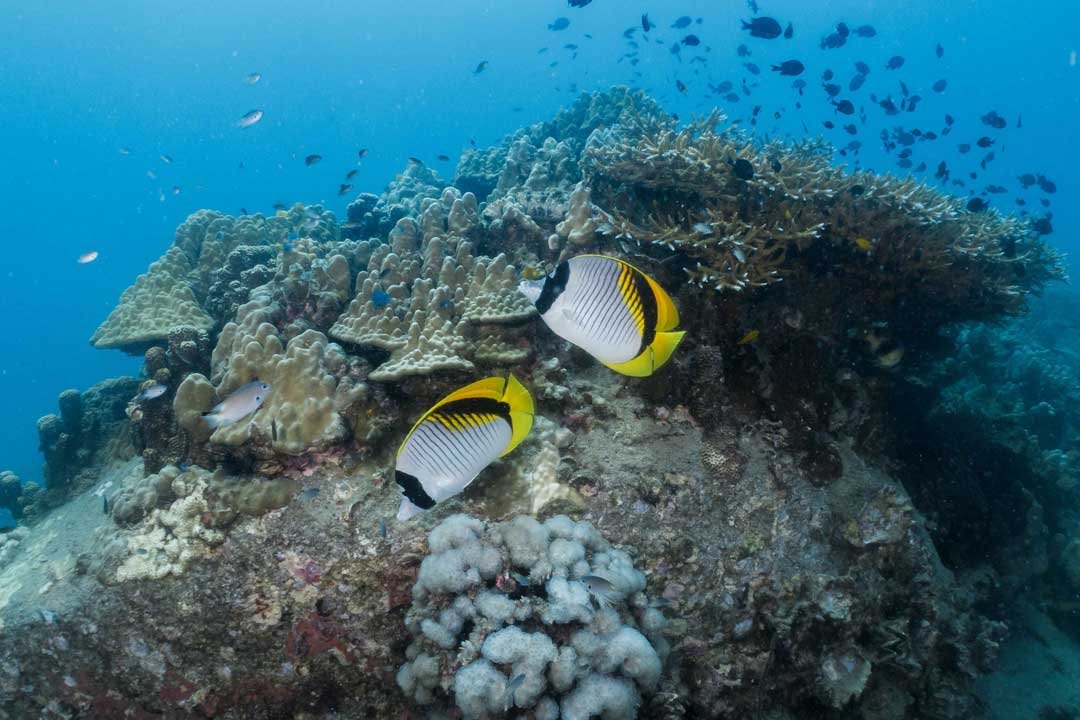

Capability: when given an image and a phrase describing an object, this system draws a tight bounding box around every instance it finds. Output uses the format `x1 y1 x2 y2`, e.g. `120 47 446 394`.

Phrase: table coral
90 247 214 352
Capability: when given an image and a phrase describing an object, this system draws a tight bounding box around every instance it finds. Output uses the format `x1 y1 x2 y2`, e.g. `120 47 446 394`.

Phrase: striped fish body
395 375 534 521
519 255 685 377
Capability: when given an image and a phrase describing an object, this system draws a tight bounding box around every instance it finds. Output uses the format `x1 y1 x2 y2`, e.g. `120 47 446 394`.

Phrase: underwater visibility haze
1 0 1080 717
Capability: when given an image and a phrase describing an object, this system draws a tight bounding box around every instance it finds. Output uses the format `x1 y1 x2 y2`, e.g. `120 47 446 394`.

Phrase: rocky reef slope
0 88 1067 719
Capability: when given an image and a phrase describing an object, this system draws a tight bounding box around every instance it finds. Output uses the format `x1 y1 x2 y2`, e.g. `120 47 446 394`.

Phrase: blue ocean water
0 0 1075 491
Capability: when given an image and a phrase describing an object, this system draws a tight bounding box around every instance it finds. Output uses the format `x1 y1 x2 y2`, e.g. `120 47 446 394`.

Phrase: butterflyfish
395 374 534 521
518 255 685 377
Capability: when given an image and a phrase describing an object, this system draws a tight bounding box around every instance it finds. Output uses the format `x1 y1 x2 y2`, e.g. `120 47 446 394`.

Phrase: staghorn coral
331 188 535 382
584 111 1064 328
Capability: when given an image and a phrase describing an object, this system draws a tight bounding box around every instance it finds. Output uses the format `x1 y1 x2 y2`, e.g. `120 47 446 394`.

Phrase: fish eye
256 396 262 402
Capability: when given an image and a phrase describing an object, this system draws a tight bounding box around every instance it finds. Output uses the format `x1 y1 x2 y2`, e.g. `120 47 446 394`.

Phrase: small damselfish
518 255 685 377
395 375 534 521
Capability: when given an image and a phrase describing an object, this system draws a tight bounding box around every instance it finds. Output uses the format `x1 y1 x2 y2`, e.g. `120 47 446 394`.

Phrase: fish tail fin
651 330 687 371
603 330 686 377
397 498 422 522
741 19 751 29
500 373 535 456
202 413 220 430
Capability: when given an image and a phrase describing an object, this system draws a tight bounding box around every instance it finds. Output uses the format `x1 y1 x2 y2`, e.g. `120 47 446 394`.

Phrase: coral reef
584 111 1062 325
397 513 666 718
37 378 139 497
331 188 535 382
7 87 1070 719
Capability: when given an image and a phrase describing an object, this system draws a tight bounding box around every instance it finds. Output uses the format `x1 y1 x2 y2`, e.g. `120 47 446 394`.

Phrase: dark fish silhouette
548 17 569 31
676 79 688 93
346 169 358 180
958 143 971 154
784 22 793 39
1032 216 1053 235
854 61 870 75
731 157 754 179
836 22 850 38
672 16 693 29
304 154 322 166
744 62 761 74
682 34 700 46
833 99 855 114
358 148 369 159
849 74 866 91
936 42 944 58
1018 173 1037 188
967 197 988 212
338 183 352 196
821 33 846 49
976 136 994 148
568 0 592 6
772 60 803 75
1038 175 1057 193
822 68 834 81
737 43 751 57
823 120 835 129
641 13 653 32
981 111 1007 129
742 17 783 39
886 55 905 70
824 82 841 97
474 61 489 74
932 79 947 92
854 25 876 37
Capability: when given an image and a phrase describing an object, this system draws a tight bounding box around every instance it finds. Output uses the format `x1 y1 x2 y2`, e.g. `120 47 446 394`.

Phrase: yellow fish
275 209 288 218
737 329 760 345
518 255 685 377
854 237 873 251
394 375 534 521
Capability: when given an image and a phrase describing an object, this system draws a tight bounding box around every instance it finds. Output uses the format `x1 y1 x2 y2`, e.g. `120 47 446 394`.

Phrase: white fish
77 251 99 264
503 673 526 711
519 255 685 377
138 384 168 401
395 375 533 521
581 574 621 608
203 380 270 429
692 222 714 235
237 109 263 128
244 72 262 85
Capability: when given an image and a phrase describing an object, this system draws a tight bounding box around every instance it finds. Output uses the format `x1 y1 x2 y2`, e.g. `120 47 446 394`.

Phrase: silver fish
244 72 261 85
203 381 270 429
581 574 620 608
692 222 714 235
138 384 167 401
237 109 263 128
504 673 525 711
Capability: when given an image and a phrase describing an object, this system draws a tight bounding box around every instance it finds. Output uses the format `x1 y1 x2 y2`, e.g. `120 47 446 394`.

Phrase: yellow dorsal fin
576 254 680 331
500 373 534 455
396 376 507 457
602 331 686 377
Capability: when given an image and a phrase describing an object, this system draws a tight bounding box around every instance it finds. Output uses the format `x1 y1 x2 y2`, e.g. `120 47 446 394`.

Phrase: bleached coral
397 514 667 717
114 470 224 582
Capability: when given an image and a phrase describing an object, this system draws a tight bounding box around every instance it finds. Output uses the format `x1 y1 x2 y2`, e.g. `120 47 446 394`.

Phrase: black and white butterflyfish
518 255 686 377
394 375 534 521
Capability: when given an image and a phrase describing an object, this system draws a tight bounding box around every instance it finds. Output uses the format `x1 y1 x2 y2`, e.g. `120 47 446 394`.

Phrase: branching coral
584 111 1064 325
